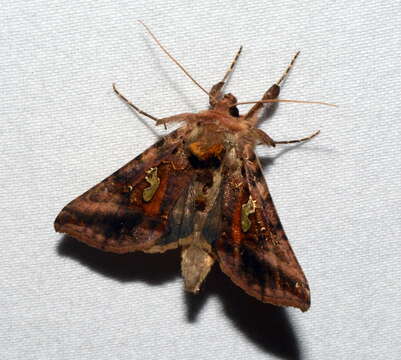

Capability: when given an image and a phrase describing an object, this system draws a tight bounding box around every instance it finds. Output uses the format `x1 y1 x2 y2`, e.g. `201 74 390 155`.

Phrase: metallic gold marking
142 167 160 202
272 238 280 246
241 196 256 232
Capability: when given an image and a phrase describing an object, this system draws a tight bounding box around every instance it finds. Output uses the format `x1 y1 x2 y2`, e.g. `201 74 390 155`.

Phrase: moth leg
112 83 162 123
252 128 276 147
244 84 280 123
255 128 320 147
155 113 200 126
274 130 320 145
209 46 243 106
244 52 300 124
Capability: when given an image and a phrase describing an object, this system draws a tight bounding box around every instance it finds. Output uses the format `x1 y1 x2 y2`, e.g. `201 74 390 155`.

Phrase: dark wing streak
101 202 122 251
215 143 310 311
148 177 195 252
242 145 309 281
242 144 310 310
55 125 195 254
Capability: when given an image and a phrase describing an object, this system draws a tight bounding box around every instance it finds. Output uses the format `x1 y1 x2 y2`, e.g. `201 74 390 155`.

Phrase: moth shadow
57 235 180 284
259 140 336 170
186 267 303 360
259 142 306 169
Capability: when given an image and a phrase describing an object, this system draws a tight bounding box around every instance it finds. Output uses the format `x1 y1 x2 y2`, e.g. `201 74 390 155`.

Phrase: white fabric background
1 1 400 359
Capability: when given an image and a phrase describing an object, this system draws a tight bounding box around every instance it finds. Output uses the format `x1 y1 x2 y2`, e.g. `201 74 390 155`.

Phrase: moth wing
215 145 310 311
55 126 196 254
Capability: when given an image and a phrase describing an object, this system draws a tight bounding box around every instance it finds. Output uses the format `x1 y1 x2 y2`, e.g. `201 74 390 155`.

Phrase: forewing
215 144 310 311
55 126 196 254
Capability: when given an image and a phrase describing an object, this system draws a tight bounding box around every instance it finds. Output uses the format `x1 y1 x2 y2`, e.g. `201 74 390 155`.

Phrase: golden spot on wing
271 236 281 246
241 195 256 232
234 182 243 189
142 167 160 202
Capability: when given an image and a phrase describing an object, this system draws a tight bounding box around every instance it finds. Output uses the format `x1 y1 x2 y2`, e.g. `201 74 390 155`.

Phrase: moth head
213 93 240 117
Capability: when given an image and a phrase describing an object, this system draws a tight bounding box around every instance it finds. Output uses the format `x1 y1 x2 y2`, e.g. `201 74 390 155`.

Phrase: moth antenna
276 51 300 86
274 130 321 145
236 99 337 107
222 46 243 83
138 20 210 96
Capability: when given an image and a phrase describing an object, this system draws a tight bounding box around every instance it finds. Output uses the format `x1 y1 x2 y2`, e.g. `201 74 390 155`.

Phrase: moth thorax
188 141 225 161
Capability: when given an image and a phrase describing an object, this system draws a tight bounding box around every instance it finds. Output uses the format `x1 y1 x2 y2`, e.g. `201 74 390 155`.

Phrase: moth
55 22 334 312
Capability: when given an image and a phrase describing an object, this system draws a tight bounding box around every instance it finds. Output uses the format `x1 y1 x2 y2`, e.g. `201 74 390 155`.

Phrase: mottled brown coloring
55 31 321 311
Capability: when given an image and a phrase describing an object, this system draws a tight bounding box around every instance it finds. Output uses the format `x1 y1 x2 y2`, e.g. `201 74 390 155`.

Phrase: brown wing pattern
54 126 196 254
215 143 310 311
